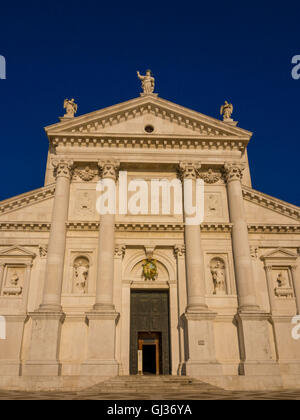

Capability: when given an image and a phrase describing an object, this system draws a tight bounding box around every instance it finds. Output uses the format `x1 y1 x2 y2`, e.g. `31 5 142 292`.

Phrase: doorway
138 332 161 375
130 291 170 375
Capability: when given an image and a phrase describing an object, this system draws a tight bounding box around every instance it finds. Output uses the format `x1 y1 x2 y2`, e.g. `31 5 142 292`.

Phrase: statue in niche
137 70 155 94
210 259 226 295
74 257 89 293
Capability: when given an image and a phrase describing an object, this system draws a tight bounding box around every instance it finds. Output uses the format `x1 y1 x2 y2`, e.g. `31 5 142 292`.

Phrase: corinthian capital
178 162 201 181
52 159 74 179
223 163 245 183
98 160 120 181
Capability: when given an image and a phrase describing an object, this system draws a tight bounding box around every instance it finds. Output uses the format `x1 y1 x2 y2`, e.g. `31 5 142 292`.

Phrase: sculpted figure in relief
137 70 155 94
3 270 22 296
276 272 289 288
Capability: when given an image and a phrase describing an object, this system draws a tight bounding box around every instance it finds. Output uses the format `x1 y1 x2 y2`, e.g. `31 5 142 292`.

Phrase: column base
93 303 116 312
238 304 261 313
38 303 63 312
186 303 209 313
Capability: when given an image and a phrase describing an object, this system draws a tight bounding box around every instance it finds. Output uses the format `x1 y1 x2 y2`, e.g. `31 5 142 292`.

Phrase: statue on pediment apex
137 69 155 94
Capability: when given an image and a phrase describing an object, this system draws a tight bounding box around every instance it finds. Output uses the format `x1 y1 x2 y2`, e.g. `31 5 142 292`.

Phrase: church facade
0 78 300 391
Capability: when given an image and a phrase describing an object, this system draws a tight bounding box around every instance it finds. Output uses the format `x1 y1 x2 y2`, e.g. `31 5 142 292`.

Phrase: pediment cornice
45 96 252 140
242 185 300 222
260 248 298 264
0 184 55 216
0 245 36 258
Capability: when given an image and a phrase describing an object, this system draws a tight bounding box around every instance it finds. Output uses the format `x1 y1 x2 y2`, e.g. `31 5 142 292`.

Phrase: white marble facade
0 90 299 391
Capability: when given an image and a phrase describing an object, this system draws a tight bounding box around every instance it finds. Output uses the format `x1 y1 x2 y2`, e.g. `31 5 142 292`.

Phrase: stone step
79 376 222 396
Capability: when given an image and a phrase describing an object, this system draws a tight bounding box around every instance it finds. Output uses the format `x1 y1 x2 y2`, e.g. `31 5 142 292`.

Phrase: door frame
129 290 171 375
138 332 160 375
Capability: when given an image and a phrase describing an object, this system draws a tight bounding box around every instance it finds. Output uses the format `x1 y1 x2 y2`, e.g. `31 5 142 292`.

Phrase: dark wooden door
130 291 170 375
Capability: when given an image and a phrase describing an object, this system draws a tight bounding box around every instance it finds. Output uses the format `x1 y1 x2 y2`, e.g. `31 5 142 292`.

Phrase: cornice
49 134 248 152
248 224 300 234
242 186 300 222
0 184 55 216
66 222 232 233
0 221 298 234
0 222 51 232
201 223 232 232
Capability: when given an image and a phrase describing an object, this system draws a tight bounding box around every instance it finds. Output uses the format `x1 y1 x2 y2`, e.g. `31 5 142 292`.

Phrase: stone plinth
81 311 120 376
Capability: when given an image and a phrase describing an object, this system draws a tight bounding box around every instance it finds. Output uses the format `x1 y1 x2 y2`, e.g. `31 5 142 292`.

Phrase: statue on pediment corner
220 101 233 121
63 98 78 118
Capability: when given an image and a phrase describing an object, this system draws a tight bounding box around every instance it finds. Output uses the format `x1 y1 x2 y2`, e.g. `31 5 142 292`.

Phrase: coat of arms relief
142 258 158 281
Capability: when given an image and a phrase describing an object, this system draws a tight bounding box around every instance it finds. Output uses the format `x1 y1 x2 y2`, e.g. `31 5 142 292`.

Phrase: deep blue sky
0 0 299 206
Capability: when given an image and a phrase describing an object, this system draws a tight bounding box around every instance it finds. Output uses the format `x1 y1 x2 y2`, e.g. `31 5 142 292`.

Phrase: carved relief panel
205 193 223 219
1 266 24 296
260 248 298 301
203 186 229 222
0 245 36 310
272 268 294 298
69 184 97 221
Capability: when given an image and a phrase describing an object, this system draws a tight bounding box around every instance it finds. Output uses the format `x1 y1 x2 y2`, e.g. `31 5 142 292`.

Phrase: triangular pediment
261 248 298 261
0 245 36 258
0 183 55 217
45 95 252 139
